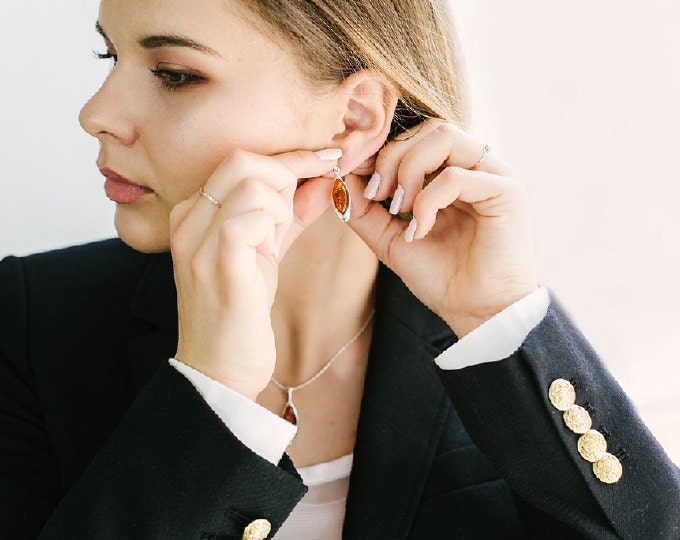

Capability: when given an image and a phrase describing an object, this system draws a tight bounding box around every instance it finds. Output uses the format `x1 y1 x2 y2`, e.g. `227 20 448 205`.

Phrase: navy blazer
0 239 678 539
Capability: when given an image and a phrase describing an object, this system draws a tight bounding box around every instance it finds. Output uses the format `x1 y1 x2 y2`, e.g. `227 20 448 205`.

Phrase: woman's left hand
345 119 538 337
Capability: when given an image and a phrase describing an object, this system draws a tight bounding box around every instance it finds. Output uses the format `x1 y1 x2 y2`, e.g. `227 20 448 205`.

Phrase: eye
93 50 118 65
149 65 205 91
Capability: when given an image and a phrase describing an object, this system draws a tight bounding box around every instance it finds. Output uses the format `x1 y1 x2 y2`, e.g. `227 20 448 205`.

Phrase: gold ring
471 143 491 169
198 187 222 208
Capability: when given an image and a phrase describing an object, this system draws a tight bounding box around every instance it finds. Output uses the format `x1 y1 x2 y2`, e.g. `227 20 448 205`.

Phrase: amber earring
332 166 351 222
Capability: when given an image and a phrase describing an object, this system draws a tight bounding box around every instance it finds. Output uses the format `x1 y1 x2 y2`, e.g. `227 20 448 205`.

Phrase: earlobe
332 70 398 173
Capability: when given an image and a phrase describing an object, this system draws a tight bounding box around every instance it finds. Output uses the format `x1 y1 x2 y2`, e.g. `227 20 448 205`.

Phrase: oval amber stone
282 404 298 425
332 178 350 217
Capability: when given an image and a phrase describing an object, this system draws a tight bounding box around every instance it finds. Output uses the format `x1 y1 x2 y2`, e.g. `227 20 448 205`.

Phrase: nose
79 68 139 146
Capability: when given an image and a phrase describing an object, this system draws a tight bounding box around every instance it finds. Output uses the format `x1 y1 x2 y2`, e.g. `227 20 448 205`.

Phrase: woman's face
80 0 338 252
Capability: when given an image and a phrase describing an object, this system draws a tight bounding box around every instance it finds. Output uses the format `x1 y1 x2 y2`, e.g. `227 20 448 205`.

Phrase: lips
100 167 154 204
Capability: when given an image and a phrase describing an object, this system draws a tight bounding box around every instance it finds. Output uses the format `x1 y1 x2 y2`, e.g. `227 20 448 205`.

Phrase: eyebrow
95 21 223 58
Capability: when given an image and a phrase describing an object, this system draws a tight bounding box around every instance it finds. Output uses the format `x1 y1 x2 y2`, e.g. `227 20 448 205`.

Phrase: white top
273 454 353 540
169 287 550 539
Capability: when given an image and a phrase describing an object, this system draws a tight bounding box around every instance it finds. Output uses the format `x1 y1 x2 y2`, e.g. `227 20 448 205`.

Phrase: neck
271 208 379 385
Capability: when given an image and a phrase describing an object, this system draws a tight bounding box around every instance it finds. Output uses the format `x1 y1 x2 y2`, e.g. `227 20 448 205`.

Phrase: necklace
270 310 375 429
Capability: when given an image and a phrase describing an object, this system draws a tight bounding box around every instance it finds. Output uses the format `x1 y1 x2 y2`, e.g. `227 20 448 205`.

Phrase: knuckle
375 139 398 165
412 191 436 217
219 219 240 245
437 166 458 183
222 148 251 172
288 149 308 164
239 178 267 201
189 253 208 281
431 120 458 141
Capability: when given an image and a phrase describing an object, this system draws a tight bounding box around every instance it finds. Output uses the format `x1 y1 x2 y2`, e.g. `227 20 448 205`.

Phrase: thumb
277 176 333 255
343 173 407 266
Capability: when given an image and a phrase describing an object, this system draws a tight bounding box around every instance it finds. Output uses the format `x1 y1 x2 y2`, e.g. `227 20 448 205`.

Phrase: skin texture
80 0 537 466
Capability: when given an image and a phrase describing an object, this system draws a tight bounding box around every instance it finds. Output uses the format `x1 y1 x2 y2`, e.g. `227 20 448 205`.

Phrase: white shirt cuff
169 358 296 465
435 287 550 370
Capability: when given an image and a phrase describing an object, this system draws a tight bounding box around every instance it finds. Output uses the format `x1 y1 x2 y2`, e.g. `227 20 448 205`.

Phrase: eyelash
149 67 205 91
94 50 117 63
93 51 204 91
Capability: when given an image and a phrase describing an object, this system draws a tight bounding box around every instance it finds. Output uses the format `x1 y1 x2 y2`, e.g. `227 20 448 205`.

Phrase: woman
0 0 677 538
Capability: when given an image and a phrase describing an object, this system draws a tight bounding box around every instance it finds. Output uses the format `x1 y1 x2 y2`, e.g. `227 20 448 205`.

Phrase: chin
114 207 171 254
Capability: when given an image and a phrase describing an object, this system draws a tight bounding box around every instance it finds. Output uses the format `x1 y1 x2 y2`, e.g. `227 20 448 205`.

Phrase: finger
278 176 333 256
342 173 409 266
200 147 335 216
369 121 515 208
216 178 292 225
174 153 288 253
369 120 441 201
170 191 214 267
419 123 513 176
212 211 278 295
170 192 198 237
175 148 336 251
393 133 456 214
411 167 525 239
274 148 343 186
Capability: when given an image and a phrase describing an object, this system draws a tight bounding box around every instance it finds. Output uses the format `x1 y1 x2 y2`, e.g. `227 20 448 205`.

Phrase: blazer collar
127 251 178 393
343 266 456 539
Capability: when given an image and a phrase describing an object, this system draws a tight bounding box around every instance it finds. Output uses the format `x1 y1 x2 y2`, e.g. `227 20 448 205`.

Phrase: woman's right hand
169 148 339 400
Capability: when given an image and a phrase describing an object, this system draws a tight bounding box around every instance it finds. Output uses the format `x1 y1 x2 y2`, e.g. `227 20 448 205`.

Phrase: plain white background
1 1 678 461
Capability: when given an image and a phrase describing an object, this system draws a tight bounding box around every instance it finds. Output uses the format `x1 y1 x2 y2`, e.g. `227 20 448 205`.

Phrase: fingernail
364 173 381 200
404 218 417 243
389 185 405 215
315 148 343 161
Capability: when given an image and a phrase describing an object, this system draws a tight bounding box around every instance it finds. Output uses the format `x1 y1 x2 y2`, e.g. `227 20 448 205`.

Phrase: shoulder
0 239 154 347
1 238 148 286
1 237 151 299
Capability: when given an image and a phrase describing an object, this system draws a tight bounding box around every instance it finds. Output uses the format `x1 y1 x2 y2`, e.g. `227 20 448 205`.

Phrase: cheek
146 83 321 205
146 100 245 204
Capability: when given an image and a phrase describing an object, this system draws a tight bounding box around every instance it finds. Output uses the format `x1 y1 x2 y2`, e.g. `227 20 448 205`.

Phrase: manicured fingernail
389 185 405 215
315 148 343 161
404 218 417 243
364 173 381 199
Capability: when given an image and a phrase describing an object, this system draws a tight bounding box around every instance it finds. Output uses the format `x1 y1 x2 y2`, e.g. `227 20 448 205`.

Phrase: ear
329 70 398 175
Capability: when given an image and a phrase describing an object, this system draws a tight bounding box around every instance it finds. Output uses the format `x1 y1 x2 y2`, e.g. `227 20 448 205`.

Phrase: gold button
242 519 272 540
593 453 623 484
563 405 592 434
548 379 576 411
577 430 607 462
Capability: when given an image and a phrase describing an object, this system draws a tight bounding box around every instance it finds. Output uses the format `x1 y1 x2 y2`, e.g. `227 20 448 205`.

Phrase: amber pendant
281 388 298 426
331 166 351 222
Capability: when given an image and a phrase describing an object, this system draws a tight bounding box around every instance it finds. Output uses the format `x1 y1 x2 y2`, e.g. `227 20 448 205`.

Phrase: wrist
445 288 538 338
172 354 269 402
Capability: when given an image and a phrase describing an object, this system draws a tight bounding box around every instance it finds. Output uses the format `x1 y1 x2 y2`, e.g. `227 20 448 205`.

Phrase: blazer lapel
343 267 457 539
124 255 458 537
127 252 179 393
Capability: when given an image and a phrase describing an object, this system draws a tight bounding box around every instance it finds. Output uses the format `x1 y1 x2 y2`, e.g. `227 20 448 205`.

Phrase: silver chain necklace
270 309 375 429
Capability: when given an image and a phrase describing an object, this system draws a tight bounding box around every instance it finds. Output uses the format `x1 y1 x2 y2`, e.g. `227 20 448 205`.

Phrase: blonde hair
239 0 469 138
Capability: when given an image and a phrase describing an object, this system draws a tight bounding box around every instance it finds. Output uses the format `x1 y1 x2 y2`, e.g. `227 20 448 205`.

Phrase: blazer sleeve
436 294 680 539
0 256 306 540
